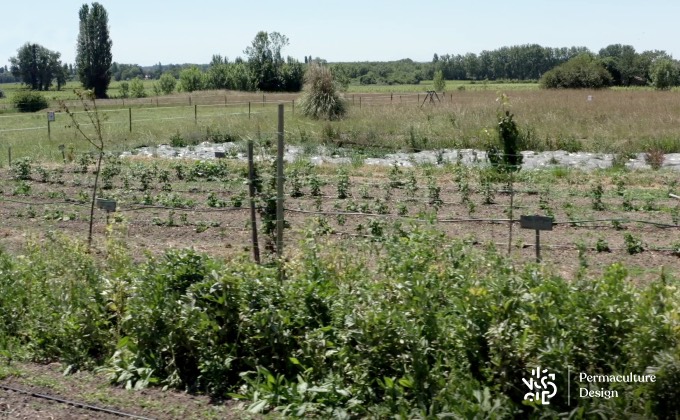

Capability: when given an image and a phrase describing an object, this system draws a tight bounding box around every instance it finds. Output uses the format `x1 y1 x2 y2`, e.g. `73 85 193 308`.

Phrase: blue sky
2 0 679 67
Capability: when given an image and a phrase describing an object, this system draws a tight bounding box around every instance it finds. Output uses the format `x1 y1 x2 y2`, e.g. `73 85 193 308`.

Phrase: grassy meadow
1 83 680 165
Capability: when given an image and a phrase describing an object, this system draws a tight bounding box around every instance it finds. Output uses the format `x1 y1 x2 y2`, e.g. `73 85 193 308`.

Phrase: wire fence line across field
0 126 44 133
2 195 676 229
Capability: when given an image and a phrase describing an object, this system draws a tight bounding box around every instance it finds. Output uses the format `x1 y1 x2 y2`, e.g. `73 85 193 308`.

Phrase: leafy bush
0 226 678 417
540 53 613 89
129 77 146 98
11 90 49 112
179 66 203 93
433 69 446 91
10 157 32 180
158 72 177 95
650 58 679 90
298 64 347 120
488 108 523 173
119 81 129 98
647 351 680 417
624 233 645 254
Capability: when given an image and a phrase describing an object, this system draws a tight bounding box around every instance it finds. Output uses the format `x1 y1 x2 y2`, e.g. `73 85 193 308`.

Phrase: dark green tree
598 44 640 85
56 63 70 90
244 31 302 92
9 43 63 90
539 53 612 89
280 57 304 91
245 31 284 91
76 2 113 98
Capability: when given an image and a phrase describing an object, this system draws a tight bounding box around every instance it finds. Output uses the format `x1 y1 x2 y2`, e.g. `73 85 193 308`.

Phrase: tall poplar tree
76 2 112 98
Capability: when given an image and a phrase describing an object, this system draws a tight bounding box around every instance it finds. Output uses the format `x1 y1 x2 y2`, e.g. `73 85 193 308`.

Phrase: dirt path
0 362 251 420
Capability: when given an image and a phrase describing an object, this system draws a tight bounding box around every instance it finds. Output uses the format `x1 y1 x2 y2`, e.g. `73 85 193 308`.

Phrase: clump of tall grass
297 64 347 120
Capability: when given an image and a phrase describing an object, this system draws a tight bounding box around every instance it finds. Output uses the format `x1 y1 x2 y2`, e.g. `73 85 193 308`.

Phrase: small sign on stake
520 215 554 262
96 198 117 225
96 198 117 213
47 111 55 139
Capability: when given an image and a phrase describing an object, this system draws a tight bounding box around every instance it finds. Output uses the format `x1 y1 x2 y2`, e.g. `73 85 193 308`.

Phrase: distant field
346 79 540 93
2 82 680 163
0 79 540 107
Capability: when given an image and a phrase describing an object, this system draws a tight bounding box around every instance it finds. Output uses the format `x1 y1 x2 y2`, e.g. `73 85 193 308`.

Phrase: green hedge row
0 225 678 418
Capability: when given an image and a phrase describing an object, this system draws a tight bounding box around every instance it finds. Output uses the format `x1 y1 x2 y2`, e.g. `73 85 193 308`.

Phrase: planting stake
128 108 132 132
507 173 514 256
194 104 197 124
247 140 261 264
276 104 285 263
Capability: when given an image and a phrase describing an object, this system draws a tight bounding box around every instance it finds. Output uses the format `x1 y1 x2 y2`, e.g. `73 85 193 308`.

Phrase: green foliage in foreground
0 227 678 418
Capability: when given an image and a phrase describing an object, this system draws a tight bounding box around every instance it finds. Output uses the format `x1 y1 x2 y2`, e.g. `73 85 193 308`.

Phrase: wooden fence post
276 104 285 262
507 173 515 255
247 140 261 264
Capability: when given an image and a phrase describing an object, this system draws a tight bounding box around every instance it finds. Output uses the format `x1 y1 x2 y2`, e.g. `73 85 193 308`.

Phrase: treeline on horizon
330 44 676 88
1 43 677 89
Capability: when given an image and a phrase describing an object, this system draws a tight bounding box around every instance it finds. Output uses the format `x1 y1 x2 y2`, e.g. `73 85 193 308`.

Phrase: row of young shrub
0 225 678 418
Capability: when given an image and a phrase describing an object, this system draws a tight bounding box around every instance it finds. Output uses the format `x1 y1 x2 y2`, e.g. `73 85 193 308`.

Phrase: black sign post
96 198 117 225
520 215 553 262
